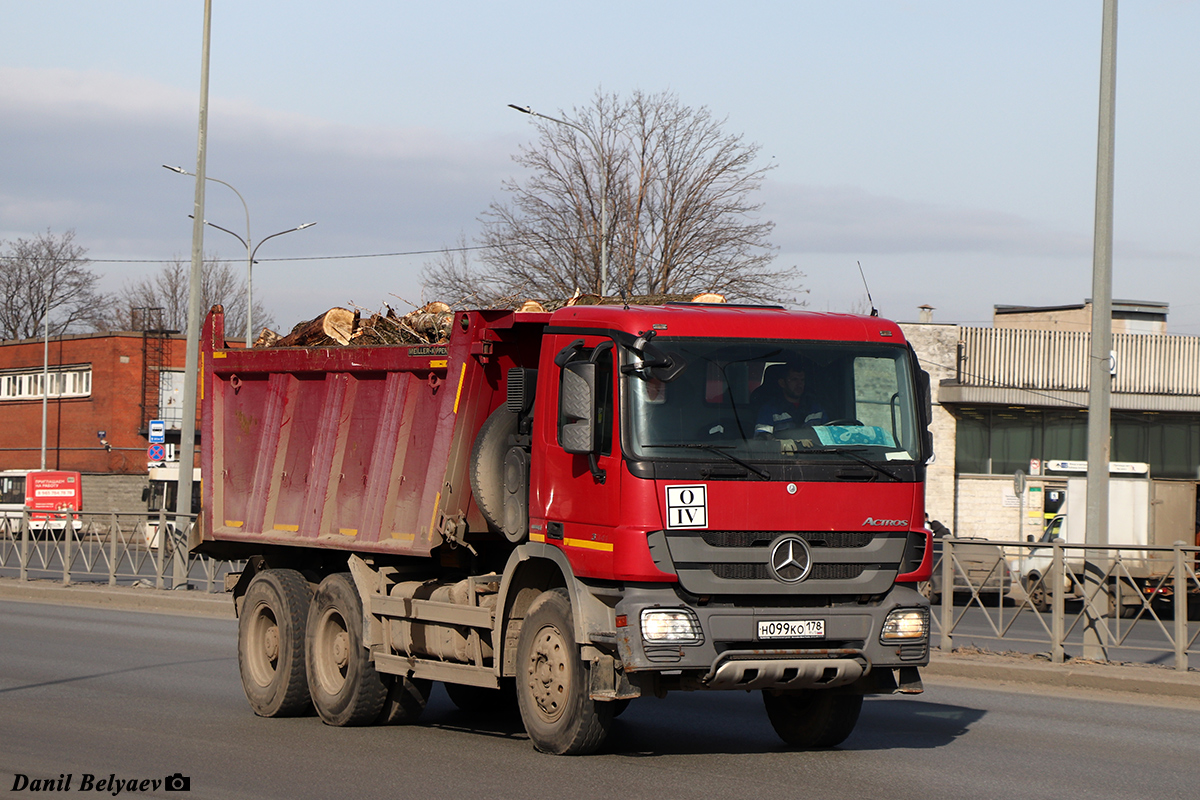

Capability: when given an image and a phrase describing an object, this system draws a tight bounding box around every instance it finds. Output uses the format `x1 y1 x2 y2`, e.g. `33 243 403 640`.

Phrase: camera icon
164 773 191 792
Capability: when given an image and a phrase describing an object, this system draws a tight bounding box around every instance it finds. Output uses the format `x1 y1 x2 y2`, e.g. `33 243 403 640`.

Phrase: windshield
624 338 922 466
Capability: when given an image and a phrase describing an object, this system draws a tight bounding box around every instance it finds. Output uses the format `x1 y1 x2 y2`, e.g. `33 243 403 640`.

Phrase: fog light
881 608 929 642
640 608 703 644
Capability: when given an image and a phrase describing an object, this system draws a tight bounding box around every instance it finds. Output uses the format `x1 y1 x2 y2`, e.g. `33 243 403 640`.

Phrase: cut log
274 307 358 347
403 302 453 342
253 327 281 348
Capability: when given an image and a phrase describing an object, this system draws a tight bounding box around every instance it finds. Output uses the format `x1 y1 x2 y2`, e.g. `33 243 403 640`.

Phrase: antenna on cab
857 261 879 317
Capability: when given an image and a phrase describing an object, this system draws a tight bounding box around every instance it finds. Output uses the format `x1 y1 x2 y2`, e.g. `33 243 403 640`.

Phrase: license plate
757 619 825 639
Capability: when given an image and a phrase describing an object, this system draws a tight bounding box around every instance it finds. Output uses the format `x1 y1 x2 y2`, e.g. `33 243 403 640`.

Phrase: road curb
0 577 235 619
926 649 1200 699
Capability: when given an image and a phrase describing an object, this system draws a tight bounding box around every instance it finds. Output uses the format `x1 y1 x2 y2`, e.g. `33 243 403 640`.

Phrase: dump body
201 307 546 556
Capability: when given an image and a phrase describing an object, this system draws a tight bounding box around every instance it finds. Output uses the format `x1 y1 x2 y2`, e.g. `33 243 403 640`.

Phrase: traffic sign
149 419 166 444
147 444 166 462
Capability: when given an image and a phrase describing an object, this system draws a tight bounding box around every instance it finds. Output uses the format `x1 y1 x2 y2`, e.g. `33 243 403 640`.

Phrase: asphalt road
2 600 1198 800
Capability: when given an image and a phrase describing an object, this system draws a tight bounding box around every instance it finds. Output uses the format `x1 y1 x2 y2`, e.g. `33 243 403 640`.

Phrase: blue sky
2 1 1198 332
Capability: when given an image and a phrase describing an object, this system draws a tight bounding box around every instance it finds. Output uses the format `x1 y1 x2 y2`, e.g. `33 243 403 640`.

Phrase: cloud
0 66 513 249
0 67 523 322
763 181 1094 258
0 67 196 121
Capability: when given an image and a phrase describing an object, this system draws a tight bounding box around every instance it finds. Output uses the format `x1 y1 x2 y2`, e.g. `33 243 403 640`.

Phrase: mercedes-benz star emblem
768 535 812 583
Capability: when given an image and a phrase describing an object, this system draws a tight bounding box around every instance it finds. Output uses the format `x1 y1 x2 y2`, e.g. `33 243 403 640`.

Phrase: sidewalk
3 576 1198 700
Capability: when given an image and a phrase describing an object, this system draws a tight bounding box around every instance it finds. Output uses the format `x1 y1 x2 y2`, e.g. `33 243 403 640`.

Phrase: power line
81 236 574 265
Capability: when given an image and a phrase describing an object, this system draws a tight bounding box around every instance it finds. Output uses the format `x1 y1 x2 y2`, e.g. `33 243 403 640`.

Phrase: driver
754 361 826 439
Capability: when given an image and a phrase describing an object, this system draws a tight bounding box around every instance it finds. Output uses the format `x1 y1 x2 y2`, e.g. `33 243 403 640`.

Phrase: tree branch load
253 290 725 350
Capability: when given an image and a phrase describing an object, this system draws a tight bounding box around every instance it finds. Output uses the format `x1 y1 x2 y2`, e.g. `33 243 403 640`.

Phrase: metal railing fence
929 536 1200 671
0 508 240 593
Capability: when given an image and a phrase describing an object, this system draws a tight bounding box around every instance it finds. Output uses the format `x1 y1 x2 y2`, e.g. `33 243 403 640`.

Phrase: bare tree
110 256 274 338
0 229 108 340
425 90 797 304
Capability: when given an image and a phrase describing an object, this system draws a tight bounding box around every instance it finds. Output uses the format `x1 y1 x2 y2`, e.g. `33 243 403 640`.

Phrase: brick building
0 326 194 511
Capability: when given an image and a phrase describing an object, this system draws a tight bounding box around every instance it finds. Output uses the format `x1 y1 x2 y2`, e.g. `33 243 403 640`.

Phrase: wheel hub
262 625 280 663
332 631 350 670
527 624 568 721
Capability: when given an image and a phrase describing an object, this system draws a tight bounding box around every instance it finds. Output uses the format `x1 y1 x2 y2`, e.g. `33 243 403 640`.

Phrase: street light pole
39 290 50 471
509 103 609 295
164 165 314 344
171 0 212 588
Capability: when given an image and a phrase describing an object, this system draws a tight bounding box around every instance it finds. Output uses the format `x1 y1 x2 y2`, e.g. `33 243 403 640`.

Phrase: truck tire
377 676 432 725
1025 573 1050 613
762 689 863 749
515 588 613 755
306 573 388 726
1108 580 1141 619
445 679 520 717
238 569 313 717
470 406 522 542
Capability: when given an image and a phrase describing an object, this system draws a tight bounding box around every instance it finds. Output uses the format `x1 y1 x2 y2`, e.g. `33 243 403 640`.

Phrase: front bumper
610 583 929 692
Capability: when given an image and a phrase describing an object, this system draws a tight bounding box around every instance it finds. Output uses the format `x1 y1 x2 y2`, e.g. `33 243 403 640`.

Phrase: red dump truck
199 301 934 754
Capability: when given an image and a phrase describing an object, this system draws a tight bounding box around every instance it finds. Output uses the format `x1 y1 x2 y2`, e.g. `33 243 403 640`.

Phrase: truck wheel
470 406 522 542
763 690 863 749
1025 574 1050 613
445 679 520 716
515 588 613 755
238 569 313 717
1108 582 1141 620
377 676 432 725
306 573 388 726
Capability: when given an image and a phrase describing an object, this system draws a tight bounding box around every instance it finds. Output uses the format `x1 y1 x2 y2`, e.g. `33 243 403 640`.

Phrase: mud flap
897 666 924 694
583 645 641 701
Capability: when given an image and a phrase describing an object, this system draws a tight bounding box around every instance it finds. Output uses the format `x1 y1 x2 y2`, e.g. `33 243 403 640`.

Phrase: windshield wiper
643 443 771 480
796 446 902 481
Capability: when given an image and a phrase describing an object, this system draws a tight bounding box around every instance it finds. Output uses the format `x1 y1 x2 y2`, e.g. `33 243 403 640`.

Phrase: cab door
530 335 622 570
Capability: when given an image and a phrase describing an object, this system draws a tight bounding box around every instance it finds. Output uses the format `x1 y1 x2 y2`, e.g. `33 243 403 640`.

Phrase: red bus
0 470 83 535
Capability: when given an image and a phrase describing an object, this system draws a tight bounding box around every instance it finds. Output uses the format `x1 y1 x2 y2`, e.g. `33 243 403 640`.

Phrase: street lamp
509 104 609 295
163 165 315 345
39 285 51 471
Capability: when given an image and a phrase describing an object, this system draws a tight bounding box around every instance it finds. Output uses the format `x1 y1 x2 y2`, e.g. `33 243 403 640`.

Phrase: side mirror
916 367 934 458
621 331 684 382
559 361 597 454
1026 534 1034 542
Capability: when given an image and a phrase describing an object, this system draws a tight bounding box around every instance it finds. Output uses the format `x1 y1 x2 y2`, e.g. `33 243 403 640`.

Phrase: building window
0 366 92 401
954 407 1200 480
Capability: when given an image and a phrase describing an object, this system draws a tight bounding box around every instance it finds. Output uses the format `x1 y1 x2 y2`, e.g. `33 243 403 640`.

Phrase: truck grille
701 530 874 549
648 529 906 596
711 563 870 581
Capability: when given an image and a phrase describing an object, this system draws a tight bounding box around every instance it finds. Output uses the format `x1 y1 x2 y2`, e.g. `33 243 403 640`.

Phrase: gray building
902 300 1200 543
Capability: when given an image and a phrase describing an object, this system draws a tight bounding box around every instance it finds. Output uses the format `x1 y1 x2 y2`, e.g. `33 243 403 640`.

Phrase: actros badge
768 535 812 583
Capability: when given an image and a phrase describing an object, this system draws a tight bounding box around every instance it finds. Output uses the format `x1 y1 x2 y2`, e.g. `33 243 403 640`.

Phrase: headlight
880 608 929 642
640 608 703 644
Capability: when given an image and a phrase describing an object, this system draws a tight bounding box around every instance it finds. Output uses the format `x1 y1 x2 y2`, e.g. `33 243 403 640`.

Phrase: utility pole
1084 0 1118 660
174 0 212 589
